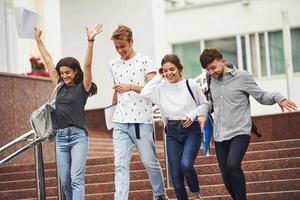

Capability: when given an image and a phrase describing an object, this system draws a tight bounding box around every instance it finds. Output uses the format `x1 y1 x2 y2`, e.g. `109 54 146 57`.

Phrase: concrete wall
0 73 55 165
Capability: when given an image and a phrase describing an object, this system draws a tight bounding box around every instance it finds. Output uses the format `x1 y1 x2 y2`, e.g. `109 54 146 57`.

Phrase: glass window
259 33 267 76
269 31 285 75
205 37 238 67
173 42 201 78
291 28 300 72
241 36 247 71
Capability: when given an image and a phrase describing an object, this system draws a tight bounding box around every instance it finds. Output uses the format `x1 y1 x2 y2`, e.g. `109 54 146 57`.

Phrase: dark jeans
215 134 250 200
166 121 201 200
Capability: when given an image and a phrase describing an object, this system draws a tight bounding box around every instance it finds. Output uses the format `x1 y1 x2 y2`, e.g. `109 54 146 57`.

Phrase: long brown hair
56 57 97 96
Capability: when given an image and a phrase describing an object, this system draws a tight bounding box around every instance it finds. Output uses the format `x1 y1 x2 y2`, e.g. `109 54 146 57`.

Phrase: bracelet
87 38 94 42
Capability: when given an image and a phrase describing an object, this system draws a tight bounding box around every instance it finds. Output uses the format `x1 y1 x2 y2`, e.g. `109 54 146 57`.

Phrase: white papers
15 7 40 39
104 104 116 130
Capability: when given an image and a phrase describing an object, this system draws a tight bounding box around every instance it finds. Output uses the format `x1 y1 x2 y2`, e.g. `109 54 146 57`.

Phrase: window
205 37 238 67
172 27 300 79
173 42 201 78
291 28 300 72
241 36 247 71
269 31 285 75
259 33 267 76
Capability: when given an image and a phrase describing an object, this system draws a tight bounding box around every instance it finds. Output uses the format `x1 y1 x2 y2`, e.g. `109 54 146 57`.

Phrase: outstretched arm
34 28 59 85
83 24 103 92
278 99 297 112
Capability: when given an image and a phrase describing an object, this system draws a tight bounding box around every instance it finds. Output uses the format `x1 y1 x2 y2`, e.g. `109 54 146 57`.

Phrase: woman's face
59 66 77 85
162 62 182 83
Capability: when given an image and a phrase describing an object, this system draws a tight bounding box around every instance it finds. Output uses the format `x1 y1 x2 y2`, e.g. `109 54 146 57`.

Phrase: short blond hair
111 25 133 42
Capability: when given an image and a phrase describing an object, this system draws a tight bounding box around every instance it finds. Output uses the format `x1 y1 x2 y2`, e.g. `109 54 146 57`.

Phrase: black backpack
205 65 261 138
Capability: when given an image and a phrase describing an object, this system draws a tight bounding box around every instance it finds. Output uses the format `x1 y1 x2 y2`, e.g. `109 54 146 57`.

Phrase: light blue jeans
113 123 166 200
56 126 89 200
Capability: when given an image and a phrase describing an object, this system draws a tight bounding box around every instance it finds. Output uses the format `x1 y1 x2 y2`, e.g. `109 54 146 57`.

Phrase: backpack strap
185 79 197 104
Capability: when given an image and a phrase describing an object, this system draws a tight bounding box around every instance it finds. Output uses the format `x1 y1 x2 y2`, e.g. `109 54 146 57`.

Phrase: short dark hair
161 54 184 73
199 48 223 69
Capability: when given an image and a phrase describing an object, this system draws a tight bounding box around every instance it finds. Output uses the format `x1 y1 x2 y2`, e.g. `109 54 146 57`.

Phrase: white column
264 31 271 77
282 10 294 99
151 0 168 67
236 35 243 69
0 0 8 72
245 34 252 75
43 0 62 64
255 33 261 78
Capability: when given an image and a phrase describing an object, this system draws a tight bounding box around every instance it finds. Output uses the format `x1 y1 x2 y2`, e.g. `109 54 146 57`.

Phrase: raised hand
86 24 103 41
34 27 42 40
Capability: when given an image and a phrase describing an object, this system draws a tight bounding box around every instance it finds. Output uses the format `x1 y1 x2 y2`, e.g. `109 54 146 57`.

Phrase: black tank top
52 81 89 133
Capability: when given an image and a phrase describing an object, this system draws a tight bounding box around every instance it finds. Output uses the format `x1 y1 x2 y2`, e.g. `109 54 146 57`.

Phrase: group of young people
34 24 297 200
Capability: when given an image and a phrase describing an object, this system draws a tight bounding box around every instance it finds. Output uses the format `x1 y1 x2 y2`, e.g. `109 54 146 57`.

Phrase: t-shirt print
109 53 156 123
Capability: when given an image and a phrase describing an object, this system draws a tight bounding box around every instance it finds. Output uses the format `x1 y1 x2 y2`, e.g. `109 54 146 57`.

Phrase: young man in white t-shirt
109 25 167 200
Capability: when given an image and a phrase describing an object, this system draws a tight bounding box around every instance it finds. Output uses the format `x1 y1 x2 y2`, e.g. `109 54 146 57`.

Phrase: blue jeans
215 134 250 200
56 126 89 200
166 121 201 200
113 123 166 200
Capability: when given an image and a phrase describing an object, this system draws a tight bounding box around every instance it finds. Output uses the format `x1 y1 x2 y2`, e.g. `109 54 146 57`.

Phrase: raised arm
34 28 59 85
83 24 103 92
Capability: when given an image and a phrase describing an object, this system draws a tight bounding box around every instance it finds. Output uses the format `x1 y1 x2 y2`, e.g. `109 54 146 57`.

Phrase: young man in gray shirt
199 48 297 200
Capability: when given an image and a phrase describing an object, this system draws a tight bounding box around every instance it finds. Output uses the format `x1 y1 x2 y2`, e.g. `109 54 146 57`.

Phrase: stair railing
0 129 63 200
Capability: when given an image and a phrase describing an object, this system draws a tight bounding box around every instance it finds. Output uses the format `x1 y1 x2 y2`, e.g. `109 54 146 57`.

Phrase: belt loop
135 123 140 139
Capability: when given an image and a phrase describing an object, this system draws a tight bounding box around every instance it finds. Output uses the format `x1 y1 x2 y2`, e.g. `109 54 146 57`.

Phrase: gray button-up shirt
210 67 285 142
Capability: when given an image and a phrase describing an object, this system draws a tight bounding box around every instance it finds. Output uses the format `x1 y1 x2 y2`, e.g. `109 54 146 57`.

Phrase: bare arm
114 71 156 94
83 24 103 92
34 28 59 85
112 89 118 105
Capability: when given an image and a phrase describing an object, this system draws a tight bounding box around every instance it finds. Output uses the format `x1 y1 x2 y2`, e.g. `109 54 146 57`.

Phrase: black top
52 81 89 133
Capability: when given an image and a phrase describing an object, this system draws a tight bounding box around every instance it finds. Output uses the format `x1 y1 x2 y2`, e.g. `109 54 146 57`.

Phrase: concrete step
1 138 299 174
1 147 299 183
1 138 300 199
1 166 299 192
1 178 299 199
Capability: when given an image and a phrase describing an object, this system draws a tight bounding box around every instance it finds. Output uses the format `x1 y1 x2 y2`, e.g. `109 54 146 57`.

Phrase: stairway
0 132 300 200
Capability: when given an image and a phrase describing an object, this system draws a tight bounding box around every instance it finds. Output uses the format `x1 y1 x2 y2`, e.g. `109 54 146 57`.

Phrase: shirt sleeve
143 55 156 75
140 74 162 105
186 79 210 120
245 72 285 105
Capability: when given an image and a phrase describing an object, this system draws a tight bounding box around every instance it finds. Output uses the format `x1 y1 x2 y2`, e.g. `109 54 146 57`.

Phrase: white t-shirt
109 53 156 123
140 74 209 122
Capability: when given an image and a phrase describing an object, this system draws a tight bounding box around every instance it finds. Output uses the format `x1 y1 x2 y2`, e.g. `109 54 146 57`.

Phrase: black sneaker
156 194 169 200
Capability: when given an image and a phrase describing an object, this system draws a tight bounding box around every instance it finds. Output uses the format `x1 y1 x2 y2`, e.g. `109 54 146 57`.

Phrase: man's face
206 58 225 80
113 39 133 60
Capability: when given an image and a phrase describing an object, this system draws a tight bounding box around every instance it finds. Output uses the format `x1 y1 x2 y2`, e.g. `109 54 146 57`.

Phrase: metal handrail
0 130 34 155
0 130 48 200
